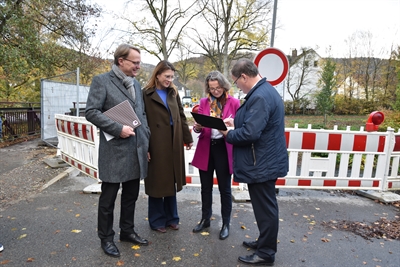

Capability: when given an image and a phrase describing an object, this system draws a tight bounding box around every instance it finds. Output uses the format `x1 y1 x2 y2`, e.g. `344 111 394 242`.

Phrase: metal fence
0 104 41 140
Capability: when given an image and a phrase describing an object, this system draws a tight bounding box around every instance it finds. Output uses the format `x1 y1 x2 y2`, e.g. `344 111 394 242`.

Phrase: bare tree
187 0 271 77
123 0 205 61
286 48 320 114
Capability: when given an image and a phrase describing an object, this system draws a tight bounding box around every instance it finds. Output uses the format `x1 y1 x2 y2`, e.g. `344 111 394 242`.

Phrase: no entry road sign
254 47 289 86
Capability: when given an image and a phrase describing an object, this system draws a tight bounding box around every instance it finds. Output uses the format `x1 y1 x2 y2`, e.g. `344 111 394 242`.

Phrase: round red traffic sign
254 47 289 86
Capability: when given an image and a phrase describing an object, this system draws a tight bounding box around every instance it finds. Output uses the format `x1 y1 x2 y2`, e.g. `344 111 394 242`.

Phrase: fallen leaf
172 256 181 261
302 237 308 242
134 253 140 257
72 257 76 261
131 245 140 250
181 248 185 251
161 262 167 265
18 234 27 239
54 230 60 234
279 218 284 221
51 252 57 255
245 235 251 238
71 229 81 233
1 260 11 264
26 258 35 262
193 253 199 257
241 225 247 230
11 228 17 231
290 239 295 243
321 238 330 242
75 214 80 217
363 262 367 265
315 207 320 210
372 258 381 262
293 213 298 216
116 260 124 266
22 228 26 230
200 232 209 236
66 244 69 248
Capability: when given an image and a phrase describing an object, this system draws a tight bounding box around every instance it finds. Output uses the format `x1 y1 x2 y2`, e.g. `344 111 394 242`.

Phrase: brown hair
114 44 141 66
144 60 177 93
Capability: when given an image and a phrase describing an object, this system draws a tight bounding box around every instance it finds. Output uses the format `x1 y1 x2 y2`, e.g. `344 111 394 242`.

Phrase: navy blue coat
226 78 288 184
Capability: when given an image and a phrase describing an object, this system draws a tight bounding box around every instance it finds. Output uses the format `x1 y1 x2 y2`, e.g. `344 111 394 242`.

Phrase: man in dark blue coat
222 58 288 266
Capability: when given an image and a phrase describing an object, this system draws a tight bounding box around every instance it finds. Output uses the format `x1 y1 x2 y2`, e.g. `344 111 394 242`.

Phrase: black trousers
98 179 140 242
248 180 279 260
199 138 232 224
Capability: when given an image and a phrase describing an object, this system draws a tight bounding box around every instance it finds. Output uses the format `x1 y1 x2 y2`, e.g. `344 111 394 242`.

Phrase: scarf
112 64 135 100
208 92 228 118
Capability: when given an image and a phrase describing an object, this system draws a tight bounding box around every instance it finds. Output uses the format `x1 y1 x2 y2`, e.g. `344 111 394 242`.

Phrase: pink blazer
191 95 240 174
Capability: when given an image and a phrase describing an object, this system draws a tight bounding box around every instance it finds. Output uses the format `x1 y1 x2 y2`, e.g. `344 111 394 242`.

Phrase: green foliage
316 58 336 118
380 109 400 132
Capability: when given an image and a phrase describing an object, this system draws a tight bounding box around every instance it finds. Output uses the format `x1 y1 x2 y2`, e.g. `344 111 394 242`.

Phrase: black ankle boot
193 219 210 233
219 224 229 240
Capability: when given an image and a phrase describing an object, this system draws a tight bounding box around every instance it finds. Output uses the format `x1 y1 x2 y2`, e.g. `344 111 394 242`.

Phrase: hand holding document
103 100 141 141
223 114 234 128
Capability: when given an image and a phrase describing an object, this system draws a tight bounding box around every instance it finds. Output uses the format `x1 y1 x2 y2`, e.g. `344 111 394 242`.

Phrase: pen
227 114 232 119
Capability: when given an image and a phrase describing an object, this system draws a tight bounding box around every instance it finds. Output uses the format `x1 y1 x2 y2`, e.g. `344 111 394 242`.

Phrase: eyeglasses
209 86 223 92
123 58 141 66
233 74 243 85
164 75 175 81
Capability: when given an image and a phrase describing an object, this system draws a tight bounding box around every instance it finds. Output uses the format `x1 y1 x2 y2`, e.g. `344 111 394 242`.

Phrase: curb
40 167 77 191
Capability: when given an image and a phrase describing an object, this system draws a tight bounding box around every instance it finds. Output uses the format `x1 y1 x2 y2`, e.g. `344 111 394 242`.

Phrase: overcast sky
92 0 400 63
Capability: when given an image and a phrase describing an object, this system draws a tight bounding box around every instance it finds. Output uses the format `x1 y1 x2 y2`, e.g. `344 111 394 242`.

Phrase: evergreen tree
316 58 337 126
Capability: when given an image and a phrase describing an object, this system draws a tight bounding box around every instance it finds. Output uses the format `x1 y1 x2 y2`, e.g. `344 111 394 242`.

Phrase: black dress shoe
101 241 120 258
120 232 149 246
243 240 258 249
238 253 274 266
193 219 210 233
219 224 229 240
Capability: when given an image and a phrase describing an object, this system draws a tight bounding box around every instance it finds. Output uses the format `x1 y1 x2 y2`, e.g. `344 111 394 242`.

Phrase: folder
103 100 141 129
191 112 227 131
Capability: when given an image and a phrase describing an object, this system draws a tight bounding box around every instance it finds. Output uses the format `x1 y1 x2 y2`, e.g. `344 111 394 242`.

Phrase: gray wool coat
85 70 150 183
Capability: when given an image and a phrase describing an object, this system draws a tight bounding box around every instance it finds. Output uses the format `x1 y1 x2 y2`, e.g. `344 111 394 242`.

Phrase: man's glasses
209 86 222 92
233 74 242 85
124 58 141 66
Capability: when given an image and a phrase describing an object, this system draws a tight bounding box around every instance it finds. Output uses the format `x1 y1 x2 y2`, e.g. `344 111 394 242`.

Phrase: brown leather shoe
168 224 179 230
153 227 166 233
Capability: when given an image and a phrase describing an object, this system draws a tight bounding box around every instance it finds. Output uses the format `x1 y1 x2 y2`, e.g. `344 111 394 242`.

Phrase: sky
92 0 400 64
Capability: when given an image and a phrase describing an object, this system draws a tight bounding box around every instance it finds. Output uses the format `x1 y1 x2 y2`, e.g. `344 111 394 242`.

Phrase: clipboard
103 100 141 129
191 112 227 130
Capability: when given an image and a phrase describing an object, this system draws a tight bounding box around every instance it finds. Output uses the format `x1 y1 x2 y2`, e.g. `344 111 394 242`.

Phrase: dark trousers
98 179 140 242
248 180 278 260
199 139 232 224
148 195 179 229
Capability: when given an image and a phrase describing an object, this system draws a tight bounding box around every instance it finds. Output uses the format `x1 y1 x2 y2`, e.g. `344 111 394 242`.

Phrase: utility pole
270 0 278 47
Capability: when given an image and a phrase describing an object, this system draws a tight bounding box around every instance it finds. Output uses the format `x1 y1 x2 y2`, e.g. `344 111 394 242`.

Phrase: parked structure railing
54 114 400 192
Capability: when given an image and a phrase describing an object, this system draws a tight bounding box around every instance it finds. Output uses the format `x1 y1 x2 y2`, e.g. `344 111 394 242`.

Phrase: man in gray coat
86 44 151 258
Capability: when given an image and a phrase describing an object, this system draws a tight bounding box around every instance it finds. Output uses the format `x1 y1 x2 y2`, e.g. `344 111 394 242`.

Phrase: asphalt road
0 141 399 266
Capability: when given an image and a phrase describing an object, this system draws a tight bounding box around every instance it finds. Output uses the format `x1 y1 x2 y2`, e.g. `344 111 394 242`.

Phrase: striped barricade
55 114 99 180
279 125 397 191
55 115 400 192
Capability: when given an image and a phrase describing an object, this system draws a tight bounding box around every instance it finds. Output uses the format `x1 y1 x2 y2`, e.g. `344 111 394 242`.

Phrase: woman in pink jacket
191 71 240 240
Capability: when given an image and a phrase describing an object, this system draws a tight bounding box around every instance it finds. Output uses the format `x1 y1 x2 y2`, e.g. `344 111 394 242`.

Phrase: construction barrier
55 114 400 192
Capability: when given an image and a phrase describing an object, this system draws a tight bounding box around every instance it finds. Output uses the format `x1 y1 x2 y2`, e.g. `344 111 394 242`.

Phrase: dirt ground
0 137 67 210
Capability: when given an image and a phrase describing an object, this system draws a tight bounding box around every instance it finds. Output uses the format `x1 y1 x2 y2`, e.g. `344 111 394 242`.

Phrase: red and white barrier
55 115 400 192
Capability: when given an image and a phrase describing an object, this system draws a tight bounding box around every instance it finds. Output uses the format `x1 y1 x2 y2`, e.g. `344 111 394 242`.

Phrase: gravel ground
0 137 68 210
